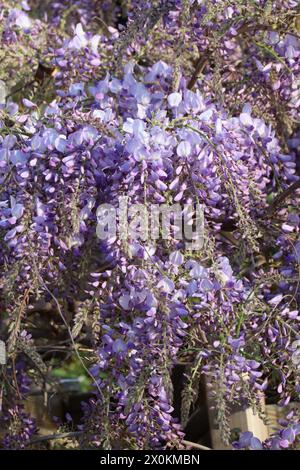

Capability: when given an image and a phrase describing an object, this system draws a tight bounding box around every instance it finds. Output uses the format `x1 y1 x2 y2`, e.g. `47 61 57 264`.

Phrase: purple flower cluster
1 405 37 449
0 0 300 450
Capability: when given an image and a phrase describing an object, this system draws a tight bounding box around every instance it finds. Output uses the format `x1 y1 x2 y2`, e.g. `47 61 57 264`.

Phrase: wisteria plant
0 0 300 451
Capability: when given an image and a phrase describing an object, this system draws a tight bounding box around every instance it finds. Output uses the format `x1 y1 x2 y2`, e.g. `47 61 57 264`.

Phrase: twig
182 439 211 450
187 56 208 90
5 79 35 100
28 431 82 445
266 179 300 215
38 277 104 401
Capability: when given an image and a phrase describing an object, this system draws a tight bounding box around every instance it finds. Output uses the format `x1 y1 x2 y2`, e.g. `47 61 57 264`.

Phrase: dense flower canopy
0 0 300 450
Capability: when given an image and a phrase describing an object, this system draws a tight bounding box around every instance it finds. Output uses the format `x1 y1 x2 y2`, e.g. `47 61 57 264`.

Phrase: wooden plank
206 389 269 449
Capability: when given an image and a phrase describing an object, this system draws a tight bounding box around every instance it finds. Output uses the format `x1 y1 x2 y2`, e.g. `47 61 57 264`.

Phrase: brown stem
182 439 211 450
28 431 82 445
266 179 300 215
187 56 208 90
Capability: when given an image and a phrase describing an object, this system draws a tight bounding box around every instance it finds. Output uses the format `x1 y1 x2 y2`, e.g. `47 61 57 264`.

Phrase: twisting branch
28 431 83 446
182 439 211 450
266 179 300 215
187 56 208 90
